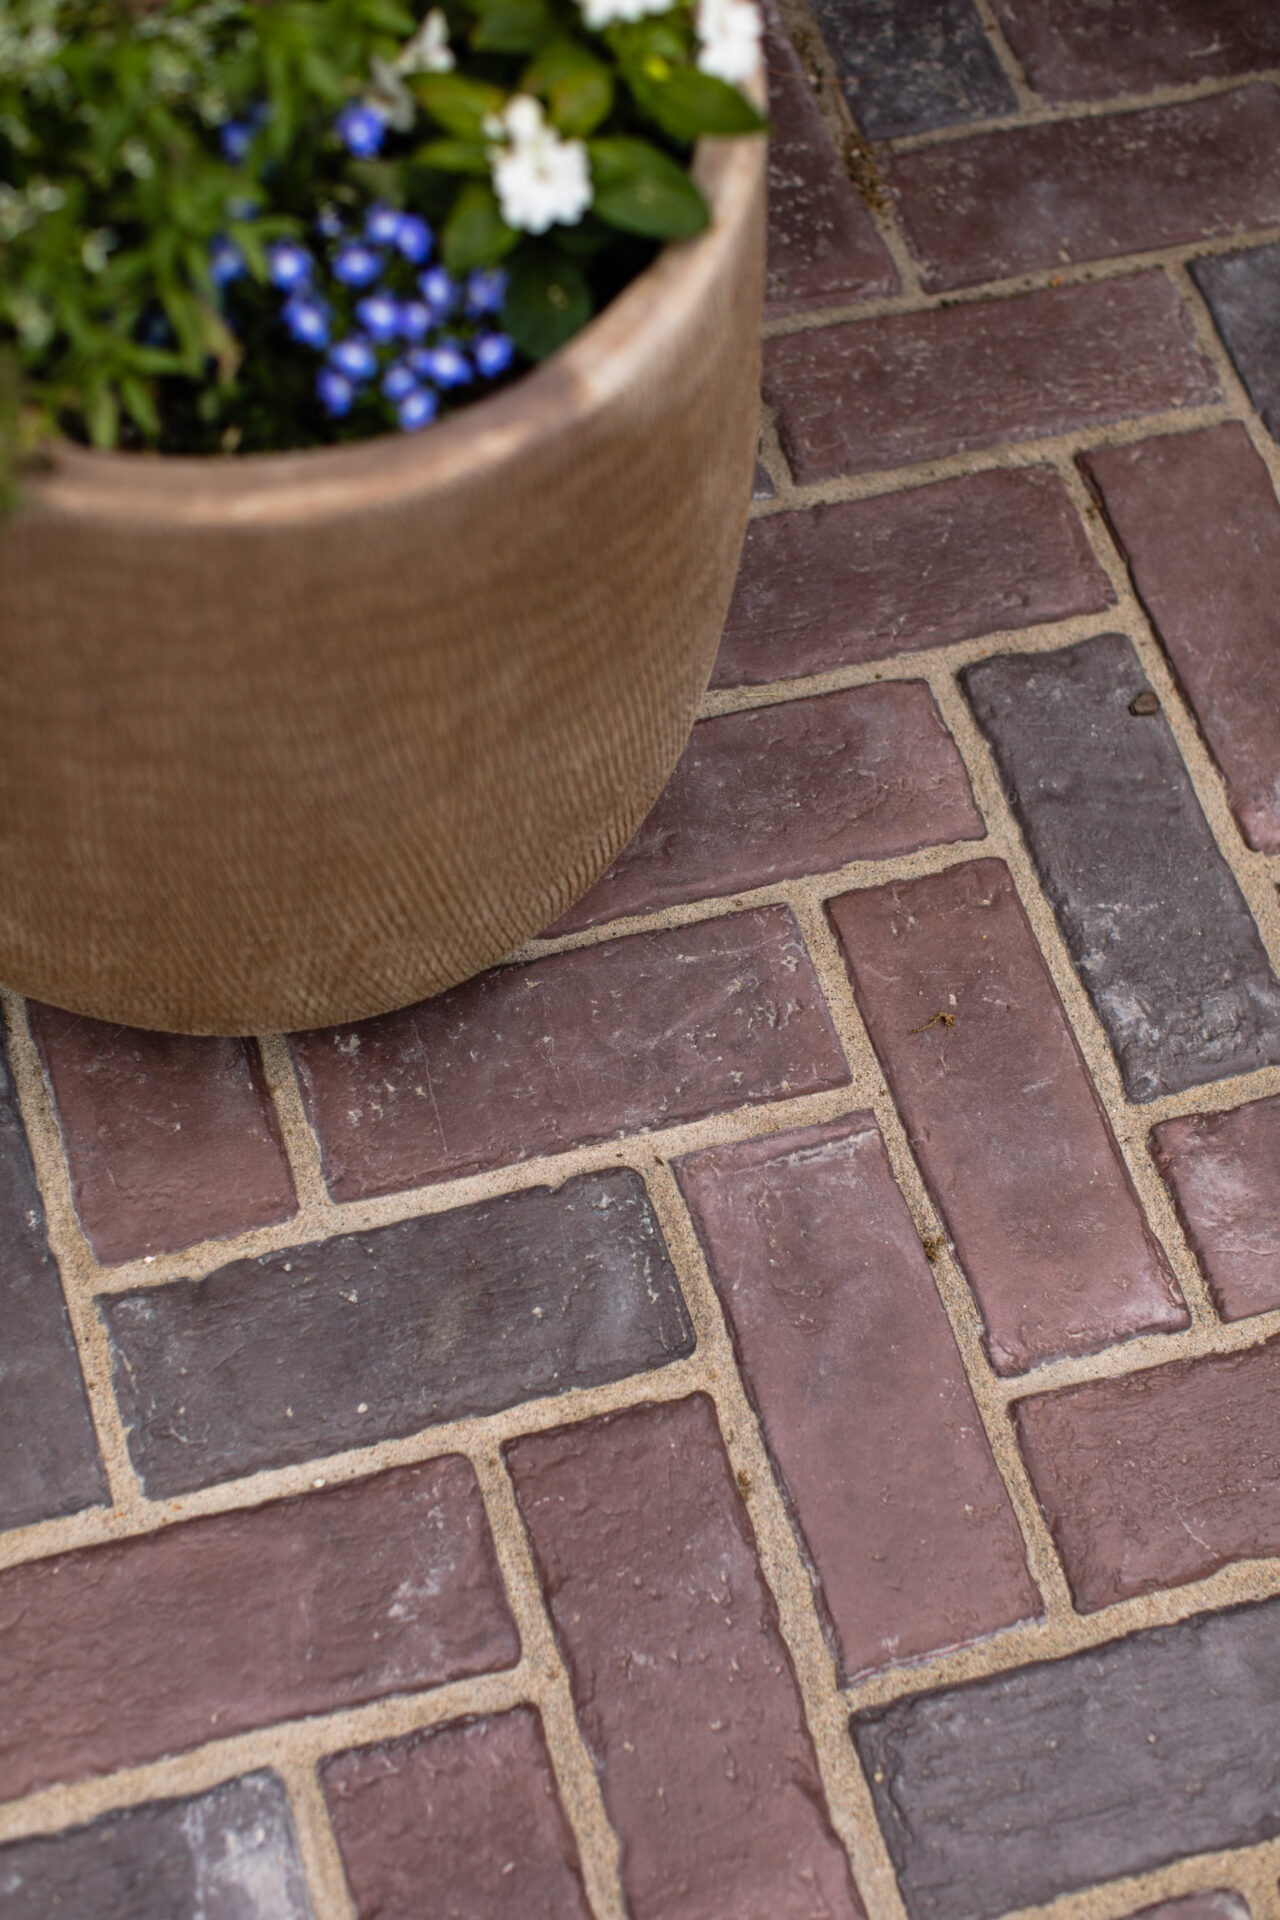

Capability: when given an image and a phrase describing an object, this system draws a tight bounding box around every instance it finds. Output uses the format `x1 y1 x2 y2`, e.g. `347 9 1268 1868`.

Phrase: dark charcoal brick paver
764 6 898 312
852 1596 1280 1920
1193 243 1280 444
764 274 1221 485
323 1710 591 1920
890 87 1280 292
752 460 776 500
0 1462 518 1802
1128 1898 1251 1920
676 1118 1038 1678
1016 1337 1280 1610
104 1169 694 1497
1151 1096 1280 1320
29 1005 297 1265
291 909 850 1200
0 1036 106 1532
0 1771 313 1920
552 686 983 933
806 0 1016 140
507 1396 865 1920
989 0 1280 103
963 633 1280 1100
714 468 1114 687
1082 426 1280 853
829 860 1185 1373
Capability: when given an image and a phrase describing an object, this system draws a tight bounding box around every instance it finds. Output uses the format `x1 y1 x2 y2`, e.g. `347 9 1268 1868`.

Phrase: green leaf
85 383 120 449
411 71 505 138
441 180 520 273
624 64 767 140
505 246 592 360
120 375 160 439
587 137 710 239
522 37 614 137
414 137 491 175
471 0 555 53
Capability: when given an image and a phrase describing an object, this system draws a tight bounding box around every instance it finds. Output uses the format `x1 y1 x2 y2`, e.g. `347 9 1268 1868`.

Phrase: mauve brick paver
989 0 1280 103
764 6 898 313
806 0 1016 140
507 1396 864 1920
1082 426 1280 853
553 686 983 933
1193 243 1280 444
291 909 849 1200
890 87 1280 293
853 1596 1280 1920
1128 1899 1251 1920
714 467 1114 688
964 633 1280 1100
0 1462 517 1803
103 1169 693 1497
29 1005 297 1265
1151 1096 1280 1320
1015 1337 1280 1611
0 1772 312 1920
323 1710 591 1920
764 274 1221 485
676 1117 1038 1677
0 1038 106 1532
828 860 1185 1373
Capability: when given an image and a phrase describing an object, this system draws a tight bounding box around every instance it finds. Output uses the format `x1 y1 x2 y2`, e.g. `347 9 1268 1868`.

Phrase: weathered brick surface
1127 1897 1251 1920
29 1005 297 1265
963 633 1280 1099
1151 1096 1280 1320
853 1597 1280 1920
676 1118 1038 1677
0 1037 106 1532
1082 426 1280 853
103 1169 694 1497
752 459 776 500
1015 1337 1280 1610
291 910 850 1200
0 1772 312 1920
764 7 898 312
764 275 1220 485
1193 243 1280 444
553 687 983 933
989 0 1280 103
0 1462 517 1802
828 860 1185 1373
507 1397 865 1919
323 1710 591 1920
806 0 1016 140
890 87 1280 292
715 468 1114 688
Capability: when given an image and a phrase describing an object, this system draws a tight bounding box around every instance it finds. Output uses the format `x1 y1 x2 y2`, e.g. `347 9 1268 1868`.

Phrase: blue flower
474 332 515 378
315 207 346 241
267 241 313 292
396 300 432 342
365 204 404 247
220 118 255 163
382 362 418 403
395 214 433 264
335 102 388 158
283 294 332 350
226 196 260 221
209 238 246 286
416 341 470 389
318 368 355 417
417 266 456 315
354 293 400 344
330 336 379 383
333 243 384 288
466 268 508 316
397 386 439 431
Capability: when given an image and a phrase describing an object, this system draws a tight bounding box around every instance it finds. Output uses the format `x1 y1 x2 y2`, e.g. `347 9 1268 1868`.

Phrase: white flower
577 0 669 30
695 0 761 85
397 10 455 75
488 96 592 234
365 55 417 131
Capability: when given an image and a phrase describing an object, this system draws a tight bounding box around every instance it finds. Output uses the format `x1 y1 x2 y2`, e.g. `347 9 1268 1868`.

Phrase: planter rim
23 131 763 529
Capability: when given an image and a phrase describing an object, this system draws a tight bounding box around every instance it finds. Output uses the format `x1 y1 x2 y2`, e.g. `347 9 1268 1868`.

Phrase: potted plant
0 0 765 1034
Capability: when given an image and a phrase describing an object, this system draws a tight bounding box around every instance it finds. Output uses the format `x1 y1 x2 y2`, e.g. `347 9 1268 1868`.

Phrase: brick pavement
3 4 1280 1916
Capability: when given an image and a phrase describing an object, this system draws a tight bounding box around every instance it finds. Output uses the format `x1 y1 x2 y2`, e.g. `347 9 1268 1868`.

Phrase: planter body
0 134 764 1034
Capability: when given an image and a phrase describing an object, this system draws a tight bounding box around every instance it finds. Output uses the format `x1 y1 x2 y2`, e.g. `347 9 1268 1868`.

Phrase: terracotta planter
0 130 765 1035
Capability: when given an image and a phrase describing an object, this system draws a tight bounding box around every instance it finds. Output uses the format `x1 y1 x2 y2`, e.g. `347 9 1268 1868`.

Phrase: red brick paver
989 0 1280 103
1151 1096 1280 1320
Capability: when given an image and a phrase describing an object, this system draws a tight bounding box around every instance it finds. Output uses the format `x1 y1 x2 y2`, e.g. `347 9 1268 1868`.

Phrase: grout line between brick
278 1763 358 1920
996 1832 1280 1920
968 0 1039 111
257 1032 330 1212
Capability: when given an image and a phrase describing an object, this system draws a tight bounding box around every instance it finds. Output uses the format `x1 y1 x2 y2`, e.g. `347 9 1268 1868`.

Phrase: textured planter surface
0 134 765 1035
